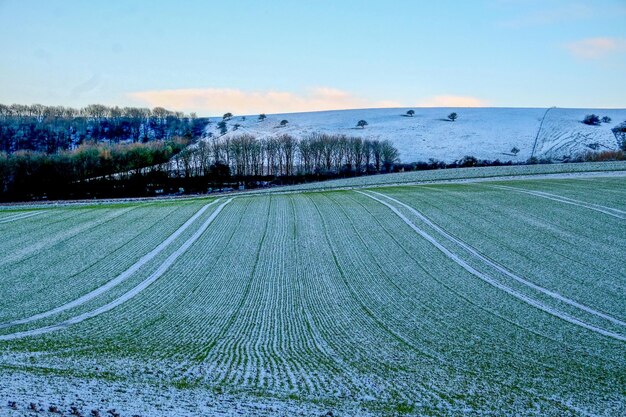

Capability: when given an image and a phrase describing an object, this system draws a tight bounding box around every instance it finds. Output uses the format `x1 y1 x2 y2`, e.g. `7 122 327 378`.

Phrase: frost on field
0 175 625 416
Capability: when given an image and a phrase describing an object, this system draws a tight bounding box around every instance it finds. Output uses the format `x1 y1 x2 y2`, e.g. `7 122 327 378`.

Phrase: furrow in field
0 199 220 329
307 194 453 404
142 197 273 389
367 190 626 328
0 198 233 341
346 190 624 383
516 178 626 209
0 209 96 258
491 185 626 219
0 202 203 321
358 190 626 342
405 184 625 312
0 207 138 268
205 196 335 393
62 198 247 361
218 196 282 388
318 193 455 360
293 195 422 398
317 192 613 407
199 197 272 379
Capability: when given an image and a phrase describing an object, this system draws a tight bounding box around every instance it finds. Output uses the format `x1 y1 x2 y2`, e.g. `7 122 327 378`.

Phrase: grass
0 170 624 416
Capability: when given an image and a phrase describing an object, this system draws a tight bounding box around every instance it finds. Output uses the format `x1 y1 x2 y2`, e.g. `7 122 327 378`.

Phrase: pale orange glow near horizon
128 87 489 115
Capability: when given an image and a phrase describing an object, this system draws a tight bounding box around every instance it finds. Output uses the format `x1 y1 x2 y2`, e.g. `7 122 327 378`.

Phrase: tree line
0 140 191 201
0 103 207 154
173 133 400 178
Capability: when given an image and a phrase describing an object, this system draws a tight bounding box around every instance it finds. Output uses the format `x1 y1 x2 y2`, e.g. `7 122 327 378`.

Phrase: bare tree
381 140 399 171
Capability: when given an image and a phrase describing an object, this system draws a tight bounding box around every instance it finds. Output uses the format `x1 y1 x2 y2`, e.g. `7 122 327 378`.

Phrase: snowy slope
205 107 626 163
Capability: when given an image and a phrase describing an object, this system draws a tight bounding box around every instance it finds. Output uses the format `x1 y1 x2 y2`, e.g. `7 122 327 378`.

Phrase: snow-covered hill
204 107 626 163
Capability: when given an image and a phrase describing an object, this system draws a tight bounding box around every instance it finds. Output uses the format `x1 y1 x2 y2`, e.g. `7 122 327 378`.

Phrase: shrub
448 112 458 122
406 110 415 117
258 113 267 121
601 116 612 123
280 120 289 127
579 150 625 162
356 120 368 129
511 146 520 155
582 114 600 126
458 155 478 167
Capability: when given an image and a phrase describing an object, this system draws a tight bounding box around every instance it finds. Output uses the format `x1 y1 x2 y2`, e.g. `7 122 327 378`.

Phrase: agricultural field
1 165 625 416
248 160 626 193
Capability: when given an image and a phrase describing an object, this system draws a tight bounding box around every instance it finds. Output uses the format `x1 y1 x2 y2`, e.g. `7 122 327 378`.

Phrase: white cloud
564 37 626 59
127 87 401 114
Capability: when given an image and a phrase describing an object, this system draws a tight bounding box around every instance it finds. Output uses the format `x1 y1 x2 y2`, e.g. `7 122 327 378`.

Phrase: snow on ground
207 107 626 162
1 171 625 416
2 370 362 417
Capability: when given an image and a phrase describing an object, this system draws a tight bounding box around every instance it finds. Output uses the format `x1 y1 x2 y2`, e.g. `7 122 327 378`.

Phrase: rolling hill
206 107 626 163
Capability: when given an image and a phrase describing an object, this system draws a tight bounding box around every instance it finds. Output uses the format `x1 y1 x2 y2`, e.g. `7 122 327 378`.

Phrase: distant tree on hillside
601 116 612 123
223 112 233 121
280 119 289 127
406 110 415 117
583 114 600 126
258 113 267 121
357 120 368 129
612 122 626 150
233 123 241 131
217 121 228 135
447 112 458 122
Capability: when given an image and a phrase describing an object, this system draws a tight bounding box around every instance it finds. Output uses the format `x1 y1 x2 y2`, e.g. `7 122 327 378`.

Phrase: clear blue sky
1 0 625 115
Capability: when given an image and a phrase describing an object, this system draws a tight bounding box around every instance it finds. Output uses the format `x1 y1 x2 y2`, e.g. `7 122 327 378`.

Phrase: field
1 165 625 416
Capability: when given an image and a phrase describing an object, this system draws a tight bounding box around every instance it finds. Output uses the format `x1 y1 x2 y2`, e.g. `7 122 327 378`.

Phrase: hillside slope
206 107 626 163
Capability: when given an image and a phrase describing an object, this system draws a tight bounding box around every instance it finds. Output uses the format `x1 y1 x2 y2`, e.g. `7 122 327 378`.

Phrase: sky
0 0 625 116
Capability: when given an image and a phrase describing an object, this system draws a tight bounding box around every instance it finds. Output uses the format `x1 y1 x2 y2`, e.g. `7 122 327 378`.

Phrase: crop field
1 168 625 416
246 160 626 193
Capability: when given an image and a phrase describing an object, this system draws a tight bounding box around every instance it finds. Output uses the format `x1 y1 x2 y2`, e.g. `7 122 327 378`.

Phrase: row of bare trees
0 103 207 154
0 103 196 121
174 133 400 178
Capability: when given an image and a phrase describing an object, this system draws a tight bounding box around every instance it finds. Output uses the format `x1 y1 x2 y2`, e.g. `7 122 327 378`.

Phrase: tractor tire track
367 190 626 328
0 199 221 329
0 211 44 224
0 199 232 340
491 185 626 219
357 190 626 342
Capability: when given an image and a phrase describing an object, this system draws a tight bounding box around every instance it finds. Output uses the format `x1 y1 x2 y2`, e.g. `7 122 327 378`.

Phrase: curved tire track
490 185 626 219
0 198 232 340
368 190 626 328
357 190 626 342
0 211 44 224
0 199 221 329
